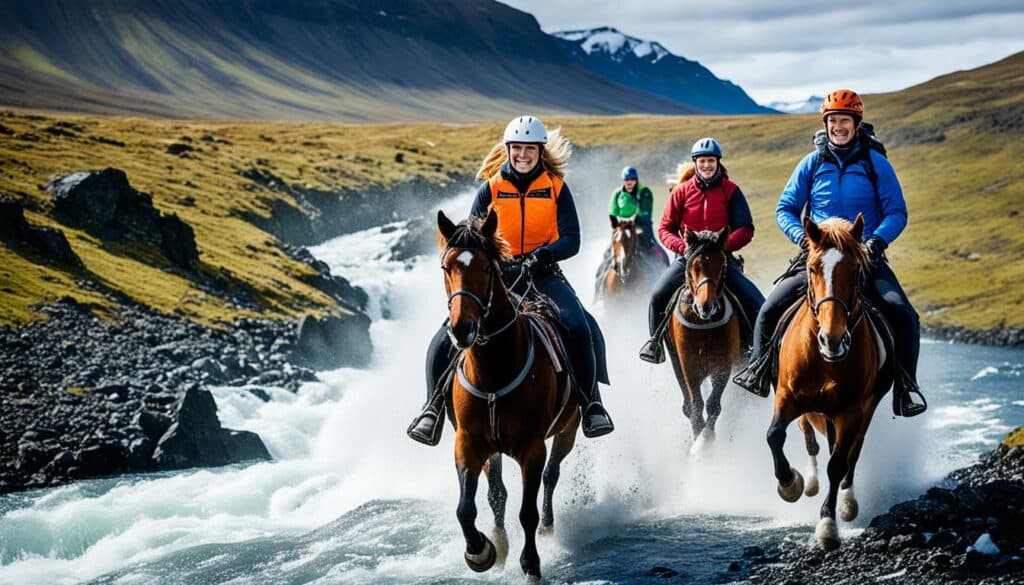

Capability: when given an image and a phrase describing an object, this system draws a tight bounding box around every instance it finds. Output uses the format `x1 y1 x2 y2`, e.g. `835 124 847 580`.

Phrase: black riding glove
798 236 809 251
522 248 552 277
865 236 887 263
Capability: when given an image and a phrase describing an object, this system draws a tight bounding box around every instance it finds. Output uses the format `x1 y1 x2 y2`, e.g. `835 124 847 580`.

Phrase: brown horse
437 209 580 580
665 228 740 450
601 216 644 301
767 214 889 550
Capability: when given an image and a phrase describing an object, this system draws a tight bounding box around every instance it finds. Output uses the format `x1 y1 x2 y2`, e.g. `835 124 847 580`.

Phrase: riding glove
865 236 887 263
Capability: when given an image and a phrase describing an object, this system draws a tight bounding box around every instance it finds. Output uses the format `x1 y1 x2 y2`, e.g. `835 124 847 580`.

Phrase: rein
806 253 866 360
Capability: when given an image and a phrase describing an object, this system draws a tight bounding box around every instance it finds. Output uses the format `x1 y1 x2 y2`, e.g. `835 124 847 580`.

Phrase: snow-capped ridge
554 26 670 64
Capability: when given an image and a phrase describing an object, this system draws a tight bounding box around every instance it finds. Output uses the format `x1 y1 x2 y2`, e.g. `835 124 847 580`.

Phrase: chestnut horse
767 214 889 550
601 216 644 301
665 228 740 449
437 209 580 580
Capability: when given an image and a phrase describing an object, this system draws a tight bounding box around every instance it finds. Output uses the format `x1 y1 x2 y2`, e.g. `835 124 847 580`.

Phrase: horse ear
481 209 499 239
609 215 619 229
803 216 822 245
437 210 457 242
852 213 865 241
717 227 730 247
684 228 697 246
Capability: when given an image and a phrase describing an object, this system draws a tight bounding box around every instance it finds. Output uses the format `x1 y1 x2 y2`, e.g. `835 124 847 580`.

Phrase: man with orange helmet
734 90 926 417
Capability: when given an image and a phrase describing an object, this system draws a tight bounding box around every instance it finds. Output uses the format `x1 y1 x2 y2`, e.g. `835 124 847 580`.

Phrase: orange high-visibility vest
487 171 564 256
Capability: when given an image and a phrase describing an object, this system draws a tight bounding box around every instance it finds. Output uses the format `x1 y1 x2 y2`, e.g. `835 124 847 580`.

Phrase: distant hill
0 0 700 121
552 27 776 115
765 96 822 114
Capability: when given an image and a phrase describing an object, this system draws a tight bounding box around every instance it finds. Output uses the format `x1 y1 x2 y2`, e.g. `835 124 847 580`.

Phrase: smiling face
694 156 718 179
508 143 540 174
826 114 858 147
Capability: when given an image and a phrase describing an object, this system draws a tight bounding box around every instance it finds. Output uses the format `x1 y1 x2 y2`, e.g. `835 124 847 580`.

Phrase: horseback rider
732 89 927 417
408 116 615 445
609 166 669 265
639 138 764 363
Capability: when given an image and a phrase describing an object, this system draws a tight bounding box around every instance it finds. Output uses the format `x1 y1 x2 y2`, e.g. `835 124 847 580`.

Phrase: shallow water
1 190 1021 585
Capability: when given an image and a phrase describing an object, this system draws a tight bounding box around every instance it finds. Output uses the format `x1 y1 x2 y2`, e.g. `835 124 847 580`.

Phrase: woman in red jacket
639 138 764 363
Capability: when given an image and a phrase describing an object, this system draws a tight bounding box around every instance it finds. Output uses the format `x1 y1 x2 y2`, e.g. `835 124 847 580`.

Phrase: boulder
46 168 198 267
294 312 372 370
151 386 270 470
0 195 81 266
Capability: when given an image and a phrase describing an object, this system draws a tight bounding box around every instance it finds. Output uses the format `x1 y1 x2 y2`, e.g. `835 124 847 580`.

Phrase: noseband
444 251 519 346
685 241 727 303
806 256 866 358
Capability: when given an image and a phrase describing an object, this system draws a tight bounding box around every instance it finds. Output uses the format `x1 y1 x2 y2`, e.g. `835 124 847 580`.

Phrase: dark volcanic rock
294 313 373 369
46 168 198 267
0 195 82 266
152 386 270 470
749 431 1024 584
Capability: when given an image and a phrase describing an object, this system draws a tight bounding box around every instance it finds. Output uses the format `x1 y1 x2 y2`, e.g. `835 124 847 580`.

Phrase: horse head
684 228 729 320
803 214 867 361
610 215 638 282
438 209 509 349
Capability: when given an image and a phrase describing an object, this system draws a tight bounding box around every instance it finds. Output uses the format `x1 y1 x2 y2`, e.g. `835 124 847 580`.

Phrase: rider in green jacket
596 166 669 293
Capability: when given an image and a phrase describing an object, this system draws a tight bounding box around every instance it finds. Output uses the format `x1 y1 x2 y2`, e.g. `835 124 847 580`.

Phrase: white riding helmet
503 116 548 144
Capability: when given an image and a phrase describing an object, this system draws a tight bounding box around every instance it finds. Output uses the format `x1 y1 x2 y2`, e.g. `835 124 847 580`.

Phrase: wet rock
294 313 372 370
134 409 173 443
152 386 270 470
646 566 678 578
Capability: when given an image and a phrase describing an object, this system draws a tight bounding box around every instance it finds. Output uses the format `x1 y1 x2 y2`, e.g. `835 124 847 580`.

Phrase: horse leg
666 342 691 419
485 454 509 565
456 433 495 572
704 370 729 441
681 362 706 443
767 397 803 502
817 415 858 551
517 441 548 580
798 415 821 497
540 422 579 534
838 433 866 522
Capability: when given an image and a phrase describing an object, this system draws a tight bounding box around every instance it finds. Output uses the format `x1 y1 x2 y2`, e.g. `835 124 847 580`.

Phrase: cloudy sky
502 0 1024 104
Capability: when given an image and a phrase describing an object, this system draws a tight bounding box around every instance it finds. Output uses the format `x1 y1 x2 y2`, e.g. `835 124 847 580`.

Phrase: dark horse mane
684 230 725 261
439 216 511 260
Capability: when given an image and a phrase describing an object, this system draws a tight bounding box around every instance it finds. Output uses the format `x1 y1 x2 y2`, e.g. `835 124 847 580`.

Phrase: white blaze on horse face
456 251 475 268
821 248 844 297
616 248 626 265
623 228 632 239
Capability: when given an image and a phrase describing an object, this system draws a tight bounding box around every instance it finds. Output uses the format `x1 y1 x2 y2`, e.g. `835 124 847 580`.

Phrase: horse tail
475 128 572 181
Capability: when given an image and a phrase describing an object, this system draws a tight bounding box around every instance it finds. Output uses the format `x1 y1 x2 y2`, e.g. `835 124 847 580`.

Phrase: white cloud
503 0 1024 103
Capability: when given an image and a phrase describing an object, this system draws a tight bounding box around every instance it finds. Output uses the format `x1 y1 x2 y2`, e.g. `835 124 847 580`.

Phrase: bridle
443 249 521 346
805 253 866 361
612 223 637 283
684 240 728 311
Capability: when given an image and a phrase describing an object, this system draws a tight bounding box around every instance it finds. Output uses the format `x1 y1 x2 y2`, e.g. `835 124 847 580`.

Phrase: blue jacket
776 146 908 245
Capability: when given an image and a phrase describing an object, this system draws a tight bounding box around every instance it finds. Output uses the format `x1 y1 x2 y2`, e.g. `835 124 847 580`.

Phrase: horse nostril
818 331 829 346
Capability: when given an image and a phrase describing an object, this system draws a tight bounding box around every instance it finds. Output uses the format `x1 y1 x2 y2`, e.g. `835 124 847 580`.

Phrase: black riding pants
751 259 920 380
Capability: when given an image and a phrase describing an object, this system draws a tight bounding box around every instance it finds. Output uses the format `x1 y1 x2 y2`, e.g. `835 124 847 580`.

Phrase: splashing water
1 184 1021 584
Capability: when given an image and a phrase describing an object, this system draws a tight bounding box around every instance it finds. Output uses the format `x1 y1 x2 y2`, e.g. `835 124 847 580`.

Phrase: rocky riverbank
0 296 371 494
745 429 1024 584
923 324 1024 348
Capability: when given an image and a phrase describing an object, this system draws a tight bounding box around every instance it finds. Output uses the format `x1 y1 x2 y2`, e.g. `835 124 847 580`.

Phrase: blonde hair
475 128 572 181
667 160 728 188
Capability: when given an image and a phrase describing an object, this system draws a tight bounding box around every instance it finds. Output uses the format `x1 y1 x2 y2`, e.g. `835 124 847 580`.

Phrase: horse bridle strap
447 263 495 317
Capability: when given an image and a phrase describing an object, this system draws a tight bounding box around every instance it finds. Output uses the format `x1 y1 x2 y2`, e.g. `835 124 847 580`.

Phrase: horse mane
668 162 730 187
808 218 869 266
475 128 571 181
684 229 724 259
438 216 511 261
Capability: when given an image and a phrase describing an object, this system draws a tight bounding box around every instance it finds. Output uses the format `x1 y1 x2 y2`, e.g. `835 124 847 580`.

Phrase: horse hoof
816 517 841 551
839 488 859 522
525 571 542 582
804 474 820 497
491 527 509 566
464 533 496 573
777 468 804 503
537 524 554 536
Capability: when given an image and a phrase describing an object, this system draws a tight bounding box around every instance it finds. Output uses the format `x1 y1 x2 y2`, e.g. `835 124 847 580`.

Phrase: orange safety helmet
820 89 864 122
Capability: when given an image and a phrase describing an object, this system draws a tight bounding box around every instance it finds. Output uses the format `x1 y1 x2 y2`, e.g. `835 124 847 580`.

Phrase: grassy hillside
1 52 1021 330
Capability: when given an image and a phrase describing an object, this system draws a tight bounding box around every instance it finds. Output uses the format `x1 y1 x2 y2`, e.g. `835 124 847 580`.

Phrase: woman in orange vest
408 116 614 445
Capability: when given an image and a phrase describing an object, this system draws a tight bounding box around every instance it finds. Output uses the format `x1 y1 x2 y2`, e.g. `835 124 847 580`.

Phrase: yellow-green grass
0 54 1020 330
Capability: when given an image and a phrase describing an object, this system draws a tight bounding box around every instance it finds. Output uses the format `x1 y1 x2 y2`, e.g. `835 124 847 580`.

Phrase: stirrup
892 367 927 418
407 406 445 446
581 402 614 438
733 360 771 398
639 337 666 364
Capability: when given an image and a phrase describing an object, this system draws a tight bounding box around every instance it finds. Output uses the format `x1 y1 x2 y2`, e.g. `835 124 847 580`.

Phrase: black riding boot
639 301 668 364
407 325 456 446
578 381 614 438
892 331 926 417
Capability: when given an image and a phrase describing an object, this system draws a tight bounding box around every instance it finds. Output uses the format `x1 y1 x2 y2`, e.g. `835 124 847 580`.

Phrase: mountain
765 96 822 114
0 0 700 121
552 27 776 115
